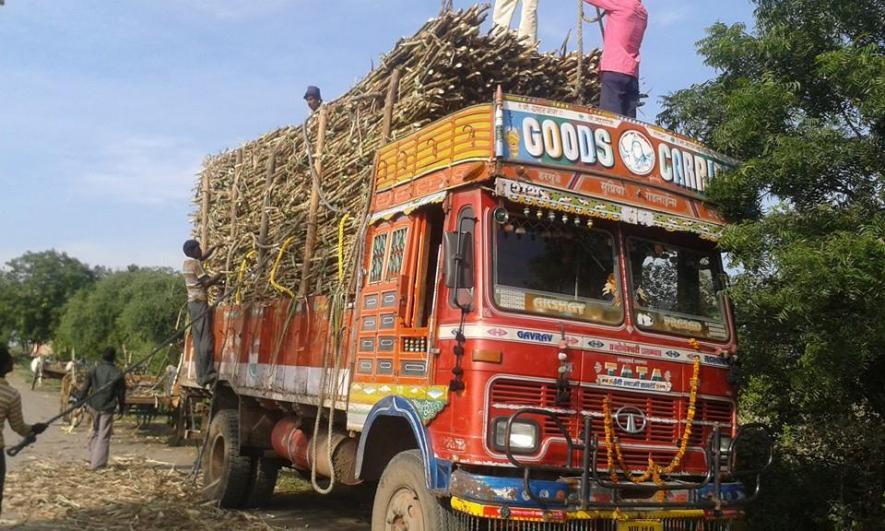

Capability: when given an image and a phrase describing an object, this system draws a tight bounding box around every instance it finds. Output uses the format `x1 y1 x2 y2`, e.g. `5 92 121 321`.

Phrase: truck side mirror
444 231 474 291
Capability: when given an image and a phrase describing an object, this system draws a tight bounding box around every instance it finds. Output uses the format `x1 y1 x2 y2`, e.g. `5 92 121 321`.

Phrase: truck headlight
491 418 539 453
718 434 734 466
719 434 734 455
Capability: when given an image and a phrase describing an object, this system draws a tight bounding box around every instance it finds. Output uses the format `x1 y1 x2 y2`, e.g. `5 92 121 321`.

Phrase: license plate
616 521 663 531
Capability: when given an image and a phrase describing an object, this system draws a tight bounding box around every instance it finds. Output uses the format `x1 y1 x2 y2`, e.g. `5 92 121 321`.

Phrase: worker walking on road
493 0 540 46
182 239 221 387
0 345 47 514
583 0 648 118
79 347 126 470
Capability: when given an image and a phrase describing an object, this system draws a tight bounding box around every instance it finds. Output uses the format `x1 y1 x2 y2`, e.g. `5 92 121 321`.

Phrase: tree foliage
0 251 96 350
54 268 186 371
659 1 884 528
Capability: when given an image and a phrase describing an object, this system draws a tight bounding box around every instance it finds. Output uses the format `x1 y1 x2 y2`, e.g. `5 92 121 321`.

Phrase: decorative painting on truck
498 95 738 197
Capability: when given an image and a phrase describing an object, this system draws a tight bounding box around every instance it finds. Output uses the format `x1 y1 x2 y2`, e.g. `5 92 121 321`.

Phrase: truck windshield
493 215 622 325
628 238 728 340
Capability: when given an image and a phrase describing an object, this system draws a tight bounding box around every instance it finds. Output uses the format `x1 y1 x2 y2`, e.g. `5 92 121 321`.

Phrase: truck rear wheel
245 457 281 508
202 409 254 508
371 450 454 531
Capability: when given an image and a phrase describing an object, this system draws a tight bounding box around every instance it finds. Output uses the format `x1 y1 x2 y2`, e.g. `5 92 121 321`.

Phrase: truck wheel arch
355 396 438 488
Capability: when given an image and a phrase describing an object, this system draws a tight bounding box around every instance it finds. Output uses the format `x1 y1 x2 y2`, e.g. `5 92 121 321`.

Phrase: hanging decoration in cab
603 354 701 487
555 331 573 406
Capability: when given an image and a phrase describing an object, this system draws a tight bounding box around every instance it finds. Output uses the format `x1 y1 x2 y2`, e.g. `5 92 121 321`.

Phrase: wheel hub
386 487 423 531
208 434 225 482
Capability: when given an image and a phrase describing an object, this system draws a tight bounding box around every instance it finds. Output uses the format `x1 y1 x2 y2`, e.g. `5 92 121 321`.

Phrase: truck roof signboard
499 95 739 200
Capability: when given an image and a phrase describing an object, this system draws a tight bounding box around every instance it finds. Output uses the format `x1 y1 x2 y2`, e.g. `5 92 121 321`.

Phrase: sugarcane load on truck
177 7 773 530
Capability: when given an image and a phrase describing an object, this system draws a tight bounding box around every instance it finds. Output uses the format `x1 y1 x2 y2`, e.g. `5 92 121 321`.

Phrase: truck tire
371 450 454 531
245 457 281 508
202 409 254 508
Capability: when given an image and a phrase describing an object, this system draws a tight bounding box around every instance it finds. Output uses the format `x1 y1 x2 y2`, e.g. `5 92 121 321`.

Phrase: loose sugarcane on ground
194 5 602 304
1 371 370 530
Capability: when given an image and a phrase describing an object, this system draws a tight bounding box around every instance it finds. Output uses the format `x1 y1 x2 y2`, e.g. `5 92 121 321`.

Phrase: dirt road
2 372 371 530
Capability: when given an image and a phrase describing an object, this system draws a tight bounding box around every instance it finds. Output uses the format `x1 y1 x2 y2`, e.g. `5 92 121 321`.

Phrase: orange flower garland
602 354 702 487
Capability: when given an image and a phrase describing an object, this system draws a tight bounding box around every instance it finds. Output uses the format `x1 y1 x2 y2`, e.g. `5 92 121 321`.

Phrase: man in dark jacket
80 347 126 470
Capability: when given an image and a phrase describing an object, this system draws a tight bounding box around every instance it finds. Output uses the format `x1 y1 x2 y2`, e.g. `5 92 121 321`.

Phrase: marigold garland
602 354 702 492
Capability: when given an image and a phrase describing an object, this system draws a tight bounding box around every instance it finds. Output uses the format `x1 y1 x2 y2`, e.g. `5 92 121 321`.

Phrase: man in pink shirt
583 0 648 118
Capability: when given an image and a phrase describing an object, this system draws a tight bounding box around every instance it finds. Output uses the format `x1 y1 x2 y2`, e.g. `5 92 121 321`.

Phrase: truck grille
489 379 733 459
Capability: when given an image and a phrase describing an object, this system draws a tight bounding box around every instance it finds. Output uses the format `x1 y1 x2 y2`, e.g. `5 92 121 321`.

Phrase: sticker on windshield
496 287 526 310
533 297 587 315
636 312 654 327
661 315 704 333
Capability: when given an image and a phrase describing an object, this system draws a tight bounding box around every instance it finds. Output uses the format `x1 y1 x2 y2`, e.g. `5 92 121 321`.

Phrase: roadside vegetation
659 0 884 528
0 250 185 372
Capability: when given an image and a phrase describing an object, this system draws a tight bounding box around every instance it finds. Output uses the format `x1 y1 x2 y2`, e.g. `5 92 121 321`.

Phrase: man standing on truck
304 85 323 112
78 347 126 470
493 0 539 46
583 0 648 118
182 239 221 388
0 345 47 513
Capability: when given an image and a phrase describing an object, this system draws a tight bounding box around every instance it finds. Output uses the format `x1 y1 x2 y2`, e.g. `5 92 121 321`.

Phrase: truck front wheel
371 450 454 530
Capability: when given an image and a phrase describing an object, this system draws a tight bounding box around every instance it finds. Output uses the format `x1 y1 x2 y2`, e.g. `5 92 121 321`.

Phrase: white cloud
71 137 202 206
654 6 690 28
177 0 297 21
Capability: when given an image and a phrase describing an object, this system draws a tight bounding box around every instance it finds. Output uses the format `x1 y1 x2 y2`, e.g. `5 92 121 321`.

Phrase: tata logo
614 406 648 435
665 350 681 358
516 330 554 343
587 340 605 349
487 328 507 337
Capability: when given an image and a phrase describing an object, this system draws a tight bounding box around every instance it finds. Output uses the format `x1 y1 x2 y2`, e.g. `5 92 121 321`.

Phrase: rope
269 236 296 298
575 0 584 102
309 290 347 495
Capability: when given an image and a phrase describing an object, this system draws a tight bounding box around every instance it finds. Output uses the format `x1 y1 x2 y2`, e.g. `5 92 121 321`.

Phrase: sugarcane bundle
193 5 601 303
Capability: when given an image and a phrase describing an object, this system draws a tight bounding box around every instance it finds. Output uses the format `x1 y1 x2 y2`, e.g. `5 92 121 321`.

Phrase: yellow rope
603 354 702 489
337 213 351 284
270 236 296 298
234 250 257 304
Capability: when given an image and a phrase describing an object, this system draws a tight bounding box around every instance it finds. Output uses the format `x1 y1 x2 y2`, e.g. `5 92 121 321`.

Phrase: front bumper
449 496 743 530
487 409 771 512
450 470 749 510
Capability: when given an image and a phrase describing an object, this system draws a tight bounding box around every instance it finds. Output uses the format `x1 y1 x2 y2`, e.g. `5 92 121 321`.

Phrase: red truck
179 92 771 530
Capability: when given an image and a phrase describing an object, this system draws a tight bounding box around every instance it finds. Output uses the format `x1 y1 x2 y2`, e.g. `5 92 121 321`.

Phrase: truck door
350 207 444 405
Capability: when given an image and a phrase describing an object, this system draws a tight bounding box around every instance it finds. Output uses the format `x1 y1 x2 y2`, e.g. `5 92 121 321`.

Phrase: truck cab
350 95 771 529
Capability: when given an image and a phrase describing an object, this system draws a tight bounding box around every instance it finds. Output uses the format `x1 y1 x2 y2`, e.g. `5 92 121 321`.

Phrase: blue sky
0 0 754 270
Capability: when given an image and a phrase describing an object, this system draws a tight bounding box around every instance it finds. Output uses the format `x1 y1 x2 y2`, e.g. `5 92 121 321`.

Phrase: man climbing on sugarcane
582 0 648 118
182 239 222 388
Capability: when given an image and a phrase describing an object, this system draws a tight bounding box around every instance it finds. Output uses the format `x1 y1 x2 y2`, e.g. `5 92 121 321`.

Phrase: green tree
54 268 186 371
658 1 884 528
2 251 96 352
